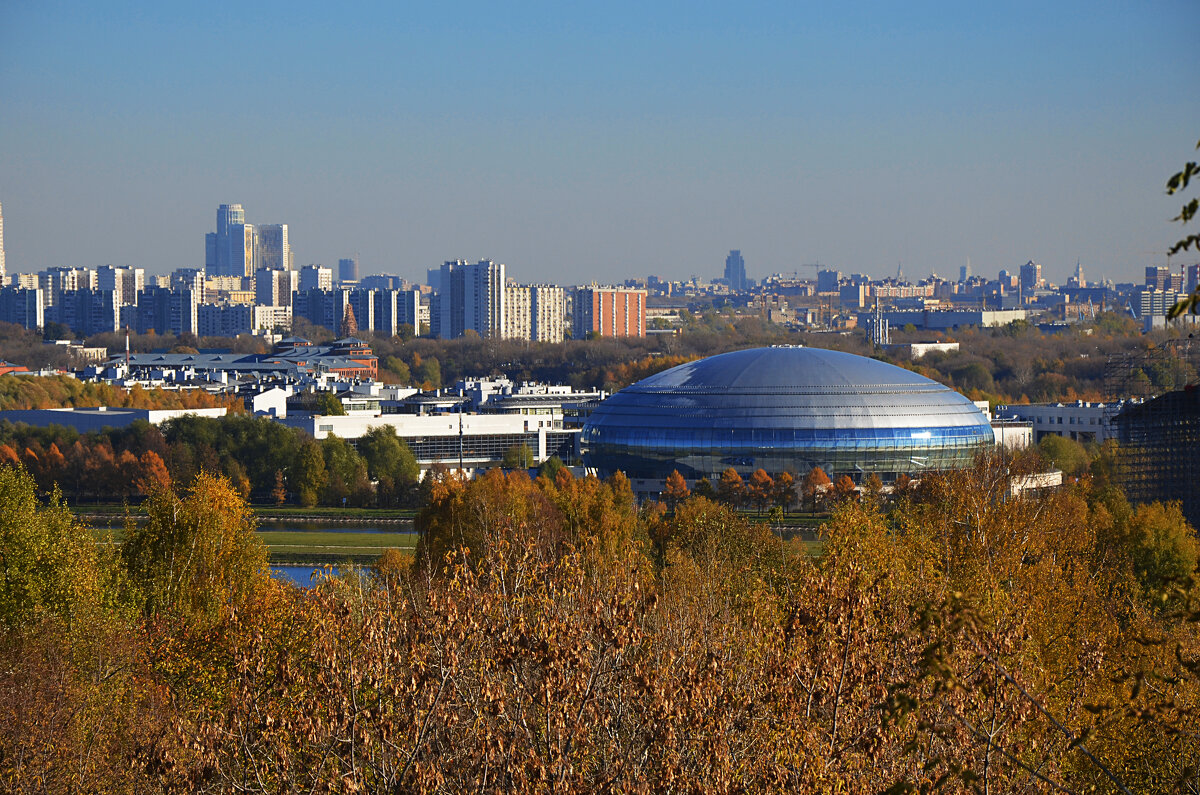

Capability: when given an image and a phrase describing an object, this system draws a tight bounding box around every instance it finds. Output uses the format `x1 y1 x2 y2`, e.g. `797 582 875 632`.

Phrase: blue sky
1 1 1197 285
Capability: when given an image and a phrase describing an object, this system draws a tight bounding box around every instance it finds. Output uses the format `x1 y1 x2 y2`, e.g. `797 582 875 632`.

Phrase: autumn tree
662 469 690 511
271 469 287 505
802 466 832 512
747 468 774 515
716 467 744 508
134 449 171 496
773 470 796 515
831 474 857 503
122 471 270 626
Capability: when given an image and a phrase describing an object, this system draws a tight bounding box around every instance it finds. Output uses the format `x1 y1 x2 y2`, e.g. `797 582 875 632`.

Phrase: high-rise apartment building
504 285 532 340
0 287 43 331
338 257 359 284
40 267 97 307
49 289 119 336
1188 264 1200 293
171 268 206 301
530 285 566 342
255 268 298 307
97 265 144 307
295 288 351 333
436 259 506 339
724 250 747 291
573 286 647 339
198 303 291 337
133 287 198 336
348 289 376 333
299 265 333 292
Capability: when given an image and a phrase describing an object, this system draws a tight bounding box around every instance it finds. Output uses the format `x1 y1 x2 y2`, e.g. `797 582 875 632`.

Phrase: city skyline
2 2 1198 285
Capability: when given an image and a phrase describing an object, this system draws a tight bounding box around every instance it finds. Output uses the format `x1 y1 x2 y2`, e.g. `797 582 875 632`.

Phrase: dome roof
581 346 993 482
585 346 986 432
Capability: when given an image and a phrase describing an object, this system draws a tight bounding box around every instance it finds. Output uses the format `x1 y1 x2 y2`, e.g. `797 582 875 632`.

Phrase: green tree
1038 433 1091 476
1125 501 1199 595
537 455 565 481
358 426 419 485
316 392 346 416
0 465 99 630
502 443 534 470
414 356 442 388
121 471 268 625
321 434 371 506
383 356 411 384
290 438 327 507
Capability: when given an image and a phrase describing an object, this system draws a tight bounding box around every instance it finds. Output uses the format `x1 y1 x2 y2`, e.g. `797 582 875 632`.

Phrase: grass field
90 526 418 567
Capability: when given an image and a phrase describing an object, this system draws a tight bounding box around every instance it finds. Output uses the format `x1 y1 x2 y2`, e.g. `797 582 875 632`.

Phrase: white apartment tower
255 268 299 307
97 265 145 307
437 259 506 339
530 284 566 342
503 285 532 340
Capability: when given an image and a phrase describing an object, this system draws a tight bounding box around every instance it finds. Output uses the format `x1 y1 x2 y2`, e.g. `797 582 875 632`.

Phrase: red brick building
573 287 647 339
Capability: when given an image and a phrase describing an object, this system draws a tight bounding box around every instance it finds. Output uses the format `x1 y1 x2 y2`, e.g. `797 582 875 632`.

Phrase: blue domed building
581 346 993 484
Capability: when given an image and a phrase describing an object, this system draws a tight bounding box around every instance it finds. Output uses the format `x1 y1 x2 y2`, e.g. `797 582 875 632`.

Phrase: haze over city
2 1 1198 285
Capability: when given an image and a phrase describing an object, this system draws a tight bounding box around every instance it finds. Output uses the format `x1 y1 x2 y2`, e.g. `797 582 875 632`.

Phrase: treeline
3 452 1199 790
0 374 235 411
0 414 421 507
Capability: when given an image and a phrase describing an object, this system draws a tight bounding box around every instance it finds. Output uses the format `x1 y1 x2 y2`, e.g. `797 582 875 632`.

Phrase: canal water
274 565 340 587
88 518 410 588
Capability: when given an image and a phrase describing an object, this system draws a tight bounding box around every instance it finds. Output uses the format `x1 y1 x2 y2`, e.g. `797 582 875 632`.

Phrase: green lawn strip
257 530 415 548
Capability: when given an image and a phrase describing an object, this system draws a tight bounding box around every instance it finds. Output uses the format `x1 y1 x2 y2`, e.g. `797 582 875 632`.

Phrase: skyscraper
339 257 359 283
724 250 747 291
257 224 291 271
436 259 506 339
1019 261 1043 293
205 204 289 279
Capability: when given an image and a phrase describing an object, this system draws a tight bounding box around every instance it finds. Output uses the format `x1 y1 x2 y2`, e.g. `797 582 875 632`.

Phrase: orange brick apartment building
573 286 647 338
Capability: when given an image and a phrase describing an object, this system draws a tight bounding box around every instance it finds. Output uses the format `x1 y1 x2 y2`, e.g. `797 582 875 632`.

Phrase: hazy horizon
2 1 1198 286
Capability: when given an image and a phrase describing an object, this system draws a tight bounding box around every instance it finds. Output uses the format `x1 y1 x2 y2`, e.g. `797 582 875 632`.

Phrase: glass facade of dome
581 347 993 481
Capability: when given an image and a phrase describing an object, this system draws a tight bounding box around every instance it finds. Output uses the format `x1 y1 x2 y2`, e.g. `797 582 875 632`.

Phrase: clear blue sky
2 1 1197 285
